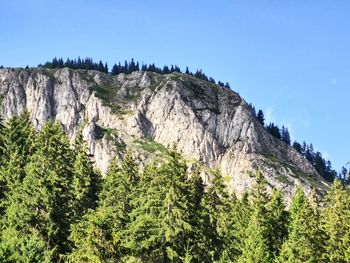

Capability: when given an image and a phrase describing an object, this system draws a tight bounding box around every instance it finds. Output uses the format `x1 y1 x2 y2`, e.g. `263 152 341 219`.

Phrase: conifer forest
0 112 349 263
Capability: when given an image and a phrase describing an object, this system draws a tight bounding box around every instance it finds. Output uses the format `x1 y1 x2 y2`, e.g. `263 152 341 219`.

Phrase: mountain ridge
0 67 329 202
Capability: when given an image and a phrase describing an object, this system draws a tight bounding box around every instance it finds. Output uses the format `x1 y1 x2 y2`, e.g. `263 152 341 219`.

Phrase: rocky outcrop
0 67 329 202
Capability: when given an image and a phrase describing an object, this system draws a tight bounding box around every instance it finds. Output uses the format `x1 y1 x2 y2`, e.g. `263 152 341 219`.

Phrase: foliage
0 113 349 262
40 57 231 88
252 107 338 183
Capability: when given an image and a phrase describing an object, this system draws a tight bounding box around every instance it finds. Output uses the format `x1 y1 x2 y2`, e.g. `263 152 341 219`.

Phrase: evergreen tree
0 121 74 261
266 189 287 258
321 179 350 262
305 144 315 165
188 165 205 210
209 77 216 84
257 110 265 126
228 192 252 258
0 111 35 211
292 141 302 154
238 171 272 263
186 166 206 261
278 188 323 263
199 169 233 262
125 148 192 262
111 64 118 75
281 126 291 145
218 81 224 87
217 192 245 263
248 103 257 118
266 123 281 140
0 110 35 165
339 166 348 182
67 153 139 262
66 206 118 263
69 132 100 220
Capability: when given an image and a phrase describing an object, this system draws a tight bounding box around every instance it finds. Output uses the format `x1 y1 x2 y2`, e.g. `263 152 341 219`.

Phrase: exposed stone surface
0 67 329 202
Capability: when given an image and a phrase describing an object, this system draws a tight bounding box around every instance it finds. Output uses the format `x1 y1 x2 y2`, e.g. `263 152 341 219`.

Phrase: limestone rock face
0 67 328 202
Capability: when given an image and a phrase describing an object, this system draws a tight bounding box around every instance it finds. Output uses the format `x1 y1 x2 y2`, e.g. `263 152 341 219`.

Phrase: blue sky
1 0 349 170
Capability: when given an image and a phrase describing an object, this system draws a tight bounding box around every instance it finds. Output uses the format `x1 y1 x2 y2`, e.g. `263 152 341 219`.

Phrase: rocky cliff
0 67 329 201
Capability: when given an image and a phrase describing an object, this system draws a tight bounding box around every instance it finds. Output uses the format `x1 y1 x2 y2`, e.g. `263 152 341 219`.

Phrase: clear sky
1 0 349 170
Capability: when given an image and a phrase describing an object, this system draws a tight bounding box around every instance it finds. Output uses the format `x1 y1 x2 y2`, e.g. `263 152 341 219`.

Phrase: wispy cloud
331 78 337 85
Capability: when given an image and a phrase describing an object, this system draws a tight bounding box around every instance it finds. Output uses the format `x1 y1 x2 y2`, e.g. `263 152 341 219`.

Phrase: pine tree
188 165 205 210
321 179 350 262
217 192 243 263
305 144 315 165
123 163 163 261
227 192 252 259
186 166 206 261
66 207 117 263
125 148 192 262
266 189 287 258
199 169 233 262
0 110 35 165
292 141 302 154
238 171 272 263
0 111 35 212
278 187 323 263
257 110 265 126
111 64 118 75
266 123 281 140
281 126 291 145
67 152 139 262
69 132 100 220
0 121 74 261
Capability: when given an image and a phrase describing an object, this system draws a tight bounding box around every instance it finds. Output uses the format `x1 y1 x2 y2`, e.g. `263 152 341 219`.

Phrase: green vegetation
91 84 119 102
263 153 327 190
42 56 341 183
94 125 126 152
94 124 115 140
250 106 340 183
134 138 168 154
41 57 232 90
115 140 127 152
275 174 293 185
90 83 136 116
0 111 349 262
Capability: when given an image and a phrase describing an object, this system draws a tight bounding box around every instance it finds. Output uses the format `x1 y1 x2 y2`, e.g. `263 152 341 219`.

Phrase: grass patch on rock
92 84 118 101
94 124 115 140
134 138 168 154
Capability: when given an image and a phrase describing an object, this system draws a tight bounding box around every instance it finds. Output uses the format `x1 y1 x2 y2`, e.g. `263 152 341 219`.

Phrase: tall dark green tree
278 188 323 263
281 126 291 145
0 121 74 262
238 171 272 263
292 141 302 154
69 132 100 220
321 179 350 262
257 110 265 126
266 189 287 258
125 148 192 262
67 153 139 262
0 111 35 211
186 166 207 261
224 191 252 261
266 123 281 140
198 169 234 262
